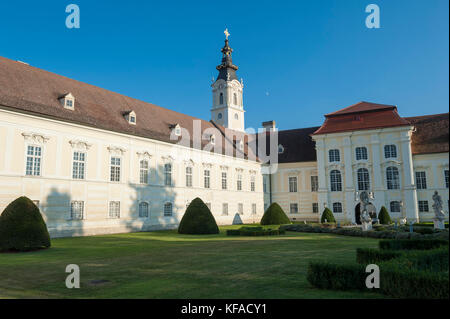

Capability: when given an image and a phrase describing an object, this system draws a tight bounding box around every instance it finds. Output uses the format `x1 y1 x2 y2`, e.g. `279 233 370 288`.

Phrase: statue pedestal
433 218 445 230
361 221 372 231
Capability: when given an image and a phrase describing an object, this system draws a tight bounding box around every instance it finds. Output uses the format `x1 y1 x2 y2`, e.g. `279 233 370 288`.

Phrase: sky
0 0 448 130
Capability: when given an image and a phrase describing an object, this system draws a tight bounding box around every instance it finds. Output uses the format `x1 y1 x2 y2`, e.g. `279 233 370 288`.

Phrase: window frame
109 201 120 219
204 169 210 189
72 151 86 180
328 149 340 162
418 200 429 213
222 203 228 216
357 168 370 191
185 166 193 187
139 159 150 184
330 170 342 192
237 174 242 191
332 202 343 214
139 202 149 218
25 144 43 176
386 166 400 190
390 201 401 213
221 172 227 190
355 146 368 161
384 144 397 159
415 171 427 190
311 175 318 192
290 203 299 214
110 156 121 182
164 163 172 186
288 176 298 193
70 200 84 220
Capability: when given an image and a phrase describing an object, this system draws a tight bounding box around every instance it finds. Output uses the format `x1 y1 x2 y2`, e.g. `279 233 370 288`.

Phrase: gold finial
224 28 230 40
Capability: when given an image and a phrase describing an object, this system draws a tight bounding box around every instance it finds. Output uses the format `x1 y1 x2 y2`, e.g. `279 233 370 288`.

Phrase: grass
0 225 384 299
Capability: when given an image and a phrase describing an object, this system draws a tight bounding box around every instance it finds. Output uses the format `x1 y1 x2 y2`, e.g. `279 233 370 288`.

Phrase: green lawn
0 225 384 299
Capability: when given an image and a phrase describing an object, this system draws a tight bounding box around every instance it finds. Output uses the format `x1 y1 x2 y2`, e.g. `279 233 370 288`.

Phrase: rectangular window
263 177 267 193
333 202 343 214
110 157 121 182
290 203 298 214
418 200 429 213
164 203 173 216
289 177 298 192
139 202 149 217
355 147 368 160
311 175 318 192
384 145 397 158
252 203 257 215
72 151 86 179
238 203 243 215
415 171 427 190
329 149 340 162
222 172 227 190
445 170 449 188
71 201 84 220
312 203 319 213
140 160 149 184
390 201 401 213
186 167 193 187
164 163 172 186
26 145 42 176
250 176 256 192
204 170 210 188
109 201 120 219
237 174 242 191
222 203 228 216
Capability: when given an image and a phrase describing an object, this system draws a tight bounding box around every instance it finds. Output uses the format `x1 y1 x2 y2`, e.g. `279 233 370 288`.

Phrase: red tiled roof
313 101 411 135
0 56 255 160
405 113 449 155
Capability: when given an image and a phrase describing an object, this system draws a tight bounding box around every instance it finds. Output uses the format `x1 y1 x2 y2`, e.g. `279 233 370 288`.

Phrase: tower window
233 93 237 105
219 93 224 105
217 113 222 120
234 113 239 120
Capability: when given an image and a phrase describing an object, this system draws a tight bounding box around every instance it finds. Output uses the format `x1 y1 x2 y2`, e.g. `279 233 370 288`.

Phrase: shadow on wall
232 213 243 225
43 187 84 238
126 163 180 233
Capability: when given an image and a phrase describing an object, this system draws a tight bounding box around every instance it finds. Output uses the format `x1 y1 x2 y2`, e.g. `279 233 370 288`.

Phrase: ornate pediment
69 139 92 150
136 151 152 159
21 132 50 144
107 145 126 156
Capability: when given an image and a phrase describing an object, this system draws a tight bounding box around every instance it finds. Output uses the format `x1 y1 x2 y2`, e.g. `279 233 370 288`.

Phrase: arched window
330 170 342 192
217 113 222 120
355 147 368 160
164 163 172 186
233 93 237 105
139 160 149 184
333 202 343 214
384 145 397 158
357 168 370 191
386 166 400 189
234 113 239 120
139 202 149 217
219 93 224 105
390 201 401 213
329 149 340 162
164 202 172 216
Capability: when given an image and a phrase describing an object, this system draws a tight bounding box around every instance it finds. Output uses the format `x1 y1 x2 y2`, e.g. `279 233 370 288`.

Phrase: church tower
211 29 245 131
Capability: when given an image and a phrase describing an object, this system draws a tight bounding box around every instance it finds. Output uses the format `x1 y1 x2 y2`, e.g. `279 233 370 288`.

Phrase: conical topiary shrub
260 202 291 225
0 196 51 252
378 206 392 225
178 197 219 234
321 207 336 223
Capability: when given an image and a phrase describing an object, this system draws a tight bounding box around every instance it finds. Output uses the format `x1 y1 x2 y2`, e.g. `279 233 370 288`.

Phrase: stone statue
432 191 446 229
359 191 375 231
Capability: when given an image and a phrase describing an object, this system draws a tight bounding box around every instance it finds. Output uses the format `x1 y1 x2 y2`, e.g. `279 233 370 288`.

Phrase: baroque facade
0 35 448 237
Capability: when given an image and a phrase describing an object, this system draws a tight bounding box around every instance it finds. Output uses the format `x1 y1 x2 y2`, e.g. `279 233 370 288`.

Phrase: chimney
262 120 276 131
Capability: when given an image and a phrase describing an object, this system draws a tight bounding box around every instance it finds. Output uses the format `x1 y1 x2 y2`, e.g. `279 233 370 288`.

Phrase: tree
378 206 392 225
321 207 336 223
0 196 51 251
178 197 219 234
260 203 291 225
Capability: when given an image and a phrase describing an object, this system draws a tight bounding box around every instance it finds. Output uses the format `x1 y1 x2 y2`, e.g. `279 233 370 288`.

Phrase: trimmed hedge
178 197 219 234
379 239 449 250
0 196 51 252
260 203 291 225
356 248 402 264
378 206 391 225
320 208 335 223
307 245 449 299
414 222 449 229
226 226 285 236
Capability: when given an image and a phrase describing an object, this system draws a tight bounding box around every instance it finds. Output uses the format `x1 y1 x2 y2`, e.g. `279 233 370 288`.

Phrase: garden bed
226 226 286 236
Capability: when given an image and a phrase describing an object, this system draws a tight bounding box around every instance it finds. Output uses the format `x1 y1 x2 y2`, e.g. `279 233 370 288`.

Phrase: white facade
0 108 264 238
211 78 245 131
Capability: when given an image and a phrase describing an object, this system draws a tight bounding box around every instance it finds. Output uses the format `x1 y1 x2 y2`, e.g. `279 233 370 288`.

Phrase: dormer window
124 111 137 125
278 144 284 154
59 93 75 110
238 139 244 151
210 135 215 145
170 124 181 136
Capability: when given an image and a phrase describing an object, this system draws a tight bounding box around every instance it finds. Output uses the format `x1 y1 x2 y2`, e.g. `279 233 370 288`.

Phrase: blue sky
0 0 448 130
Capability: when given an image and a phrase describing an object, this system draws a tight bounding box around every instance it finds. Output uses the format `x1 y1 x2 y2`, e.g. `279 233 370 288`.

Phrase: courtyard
0 225 384 299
